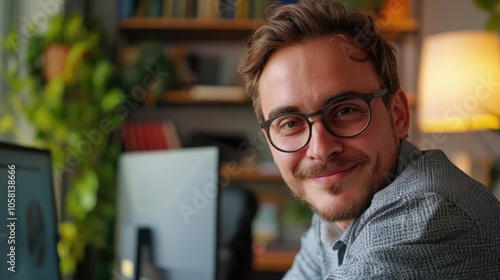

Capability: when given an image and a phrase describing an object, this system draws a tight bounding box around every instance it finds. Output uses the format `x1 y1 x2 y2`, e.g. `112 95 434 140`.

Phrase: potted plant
0 13 125 279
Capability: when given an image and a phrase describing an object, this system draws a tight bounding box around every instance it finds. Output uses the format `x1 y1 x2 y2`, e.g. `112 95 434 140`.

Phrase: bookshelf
120 17 263 30
119 17 418 41
158 89 415 108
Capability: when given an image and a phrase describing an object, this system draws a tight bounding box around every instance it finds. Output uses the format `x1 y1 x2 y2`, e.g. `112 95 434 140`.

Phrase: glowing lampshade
418 31 500 133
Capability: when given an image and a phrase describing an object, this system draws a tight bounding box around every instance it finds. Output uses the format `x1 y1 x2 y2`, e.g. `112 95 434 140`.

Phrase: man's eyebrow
322 90 362 106
266 90 363 120
267 106 301 120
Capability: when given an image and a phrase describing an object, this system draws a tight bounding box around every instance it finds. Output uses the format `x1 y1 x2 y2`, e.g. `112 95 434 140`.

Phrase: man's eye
281 120 299 128
273 116 306 132
337 107 354 116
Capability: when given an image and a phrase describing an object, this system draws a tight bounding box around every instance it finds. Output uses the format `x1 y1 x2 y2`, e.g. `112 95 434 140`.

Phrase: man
239 1 500 279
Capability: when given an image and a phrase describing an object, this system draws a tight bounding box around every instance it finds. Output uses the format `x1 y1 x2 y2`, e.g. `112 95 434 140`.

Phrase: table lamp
418 31 500 133
417 30 500 194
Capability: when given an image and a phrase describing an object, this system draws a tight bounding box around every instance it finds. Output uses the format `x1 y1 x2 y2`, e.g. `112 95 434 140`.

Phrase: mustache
294 153 370 179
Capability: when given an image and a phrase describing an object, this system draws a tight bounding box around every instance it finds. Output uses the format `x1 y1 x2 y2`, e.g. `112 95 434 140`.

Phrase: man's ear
390 89 411 139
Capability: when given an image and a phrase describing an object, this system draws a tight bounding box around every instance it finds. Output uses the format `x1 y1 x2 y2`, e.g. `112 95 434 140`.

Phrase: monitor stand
135 228 162 280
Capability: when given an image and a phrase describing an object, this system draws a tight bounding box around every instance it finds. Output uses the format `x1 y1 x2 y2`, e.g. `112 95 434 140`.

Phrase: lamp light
418 31 500 133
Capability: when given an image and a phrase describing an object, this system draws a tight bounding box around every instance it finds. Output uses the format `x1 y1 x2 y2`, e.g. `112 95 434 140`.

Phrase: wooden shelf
120 18 263 41
220 163 283 182
157 89 415 109
120 17 263 31
253 248 298 272
119 17 418 41
161 89 248 104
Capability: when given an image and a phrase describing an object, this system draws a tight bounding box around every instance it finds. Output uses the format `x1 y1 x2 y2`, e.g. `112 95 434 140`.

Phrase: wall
414 0 500 183
421 0 487 36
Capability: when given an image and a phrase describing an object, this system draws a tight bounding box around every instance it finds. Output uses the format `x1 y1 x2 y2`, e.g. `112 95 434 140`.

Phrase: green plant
283 199 312 227
0 13 125 278
473 0 500 30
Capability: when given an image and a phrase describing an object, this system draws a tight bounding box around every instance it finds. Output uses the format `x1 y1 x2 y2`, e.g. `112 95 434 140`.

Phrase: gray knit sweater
284 139 500 279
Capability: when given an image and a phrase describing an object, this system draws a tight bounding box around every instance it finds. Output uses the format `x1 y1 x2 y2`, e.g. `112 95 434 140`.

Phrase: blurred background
0 0 499 279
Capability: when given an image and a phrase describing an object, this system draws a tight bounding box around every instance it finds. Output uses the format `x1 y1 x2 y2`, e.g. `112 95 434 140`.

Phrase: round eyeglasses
260 88 389 153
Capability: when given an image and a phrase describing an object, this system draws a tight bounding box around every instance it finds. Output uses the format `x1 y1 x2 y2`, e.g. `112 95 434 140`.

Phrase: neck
335 220 351 231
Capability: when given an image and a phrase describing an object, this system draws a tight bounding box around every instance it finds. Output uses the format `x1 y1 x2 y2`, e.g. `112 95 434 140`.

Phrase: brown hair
238 0 400 122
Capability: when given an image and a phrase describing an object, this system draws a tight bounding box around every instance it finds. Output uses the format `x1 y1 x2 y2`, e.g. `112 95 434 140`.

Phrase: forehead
259 36 380 119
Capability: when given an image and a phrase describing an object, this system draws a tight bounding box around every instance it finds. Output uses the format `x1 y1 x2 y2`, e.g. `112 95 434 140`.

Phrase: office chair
219 185 258 280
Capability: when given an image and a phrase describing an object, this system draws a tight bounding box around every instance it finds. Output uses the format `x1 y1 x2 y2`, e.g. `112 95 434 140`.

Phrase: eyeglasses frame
260 88 390 153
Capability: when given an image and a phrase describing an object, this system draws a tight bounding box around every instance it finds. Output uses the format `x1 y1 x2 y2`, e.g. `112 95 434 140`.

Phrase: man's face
259 37 409 223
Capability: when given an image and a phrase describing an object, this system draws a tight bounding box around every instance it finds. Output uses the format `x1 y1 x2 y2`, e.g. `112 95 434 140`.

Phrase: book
219 0 236 19
122 121 181 151
119 0 136 19
136 0 153 17
162 0 174 18
162 121 181 149
150 0 163 17
235 0 249 19
173 0 186 18
122 121 139 151
197 0 219 19
186 0 197 18
251 0 269 19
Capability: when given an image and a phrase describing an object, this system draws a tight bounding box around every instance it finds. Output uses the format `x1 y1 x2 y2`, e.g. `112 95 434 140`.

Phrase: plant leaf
1 31 19 52
0 115 15 133
92 60 113 88
45 78 65 108
73 168 99 212
486 14 500 31
66 192 85 220
45 14 64 44
474 0 500 10
65 14 84 43
33 106 54 131
101 88 124 111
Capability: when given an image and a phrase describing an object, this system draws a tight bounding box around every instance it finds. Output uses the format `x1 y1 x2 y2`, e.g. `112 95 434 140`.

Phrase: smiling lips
308 164 357 184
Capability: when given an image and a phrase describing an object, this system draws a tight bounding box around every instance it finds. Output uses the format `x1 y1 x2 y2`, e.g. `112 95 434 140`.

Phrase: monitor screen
0 142 61 280
116 146 219 280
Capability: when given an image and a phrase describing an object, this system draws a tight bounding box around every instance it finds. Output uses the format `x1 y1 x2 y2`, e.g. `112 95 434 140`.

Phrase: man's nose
305 117 344 161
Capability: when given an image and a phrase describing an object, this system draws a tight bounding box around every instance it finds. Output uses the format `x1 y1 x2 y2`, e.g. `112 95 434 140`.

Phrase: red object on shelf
121 121 180 151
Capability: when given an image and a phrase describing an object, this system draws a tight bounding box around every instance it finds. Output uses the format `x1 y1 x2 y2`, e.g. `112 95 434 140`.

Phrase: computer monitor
116 146 220 280
0 142 61 280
